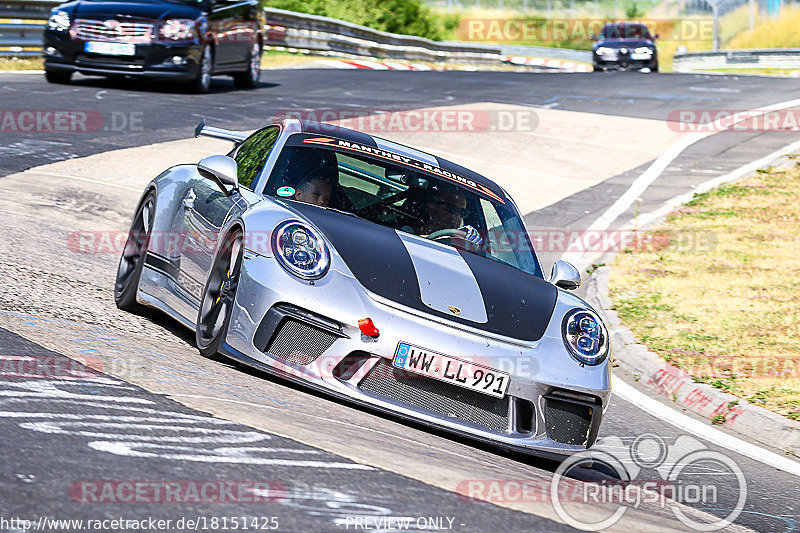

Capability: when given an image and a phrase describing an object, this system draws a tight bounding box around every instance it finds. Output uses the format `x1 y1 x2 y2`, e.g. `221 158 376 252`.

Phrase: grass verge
609 158 800 420
0 57 43 70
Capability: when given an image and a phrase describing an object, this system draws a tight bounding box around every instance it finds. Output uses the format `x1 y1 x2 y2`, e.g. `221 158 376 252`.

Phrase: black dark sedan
42 0 264 92
592 23 658 72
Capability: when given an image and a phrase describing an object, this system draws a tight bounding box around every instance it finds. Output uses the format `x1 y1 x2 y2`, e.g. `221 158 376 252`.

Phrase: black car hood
71 0 200 20
288 202 558 342
595 39 654 49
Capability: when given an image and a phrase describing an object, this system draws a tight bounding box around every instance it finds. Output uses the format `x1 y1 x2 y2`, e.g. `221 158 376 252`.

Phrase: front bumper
43 29 202 80
221 253 612 458
594 53 657 70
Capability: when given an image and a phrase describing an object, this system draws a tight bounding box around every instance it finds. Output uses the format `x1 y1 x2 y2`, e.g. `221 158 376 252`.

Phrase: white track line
633 137 800 229
27 171 140 191
613 377 800 477
560 96 800 267
574 100 800 475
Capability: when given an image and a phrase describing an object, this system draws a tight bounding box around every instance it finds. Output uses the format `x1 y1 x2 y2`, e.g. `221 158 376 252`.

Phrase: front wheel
115 190 156 312
45 69 72 84
233 42 261 89
196 228 244 357
187 46 212 94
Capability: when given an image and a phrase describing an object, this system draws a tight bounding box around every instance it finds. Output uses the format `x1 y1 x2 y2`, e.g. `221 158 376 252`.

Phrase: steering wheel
428 228 463 241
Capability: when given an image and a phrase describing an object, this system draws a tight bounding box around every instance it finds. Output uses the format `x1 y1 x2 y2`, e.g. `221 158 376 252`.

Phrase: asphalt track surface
1 69 800 532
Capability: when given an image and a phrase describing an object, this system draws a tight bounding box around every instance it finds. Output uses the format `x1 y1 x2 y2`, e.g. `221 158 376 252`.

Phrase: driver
419 187 483 246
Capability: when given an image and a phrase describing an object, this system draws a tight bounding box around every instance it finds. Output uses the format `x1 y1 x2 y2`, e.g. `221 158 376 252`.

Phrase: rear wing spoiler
194 119 248 145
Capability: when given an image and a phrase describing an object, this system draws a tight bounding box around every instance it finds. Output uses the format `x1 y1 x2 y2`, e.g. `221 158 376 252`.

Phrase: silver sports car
115 118 611 458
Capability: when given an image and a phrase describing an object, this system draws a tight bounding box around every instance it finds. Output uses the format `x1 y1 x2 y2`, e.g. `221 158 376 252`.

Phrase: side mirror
654 33 660 39
549 260 581 290
590 34 598 40
198 155 238 195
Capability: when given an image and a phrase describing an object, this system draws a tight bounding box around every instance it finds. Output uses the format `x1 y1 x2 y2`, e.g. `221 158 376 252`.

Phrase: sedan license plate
392 342 510 398
84 41 135 56
630 53 651 60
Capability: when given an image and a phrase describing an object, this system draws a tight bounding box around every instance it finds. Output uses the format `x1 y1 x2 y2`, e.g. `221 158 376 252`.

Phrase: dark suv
592 23 658 72
42 0 265 92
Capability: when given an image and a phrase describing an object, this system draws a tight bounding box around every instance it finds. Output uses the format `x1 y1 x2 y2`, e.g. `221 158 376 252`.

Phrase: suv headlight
596 46 615 55
159 19 196 40
634 46 654 54
562 309 609 366
272 221 330 280
47 10 70 31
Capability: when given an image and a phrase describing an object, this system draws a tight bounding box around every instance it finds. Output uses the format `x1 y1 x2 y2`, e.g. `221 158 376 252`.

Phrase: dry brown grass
609 159 800 420
0 56 43 70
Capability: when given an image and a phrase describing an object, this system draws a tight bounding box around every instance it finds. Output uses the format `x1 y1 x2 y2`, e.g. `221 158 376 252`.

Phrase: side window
234 126 279 189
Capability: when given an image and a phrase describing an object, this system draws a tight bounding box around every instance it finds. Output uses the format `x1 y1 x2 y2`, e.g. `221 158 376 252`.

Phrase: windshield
600 24 651 40
264 135 542 278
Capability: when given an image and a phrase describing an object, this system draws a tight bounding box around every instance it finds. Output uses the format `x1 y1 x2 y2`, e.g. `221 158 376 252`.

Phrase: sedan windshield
601 24 651 40
263 137 542 278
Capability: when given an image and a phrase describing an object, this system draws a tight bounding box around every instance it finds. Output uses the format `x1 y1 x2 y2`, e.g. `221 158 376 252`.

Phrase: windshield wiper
324 206 361 218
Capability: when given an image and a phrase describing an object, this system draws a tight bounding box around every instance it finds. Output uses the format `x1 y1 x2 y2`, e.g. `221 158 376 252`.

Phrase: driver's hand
458 225 483 246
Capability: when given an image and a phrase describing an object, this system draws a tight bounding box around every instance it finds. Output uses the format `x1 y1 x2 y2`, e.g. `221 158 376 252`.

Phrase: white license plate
631 53 651 60
84 41 136 56
392 342 510 398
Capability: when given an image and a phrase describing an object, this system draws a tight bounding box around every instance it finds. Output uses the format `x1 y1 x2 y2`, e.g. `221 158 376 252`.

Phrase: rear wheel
233 42 261 89
188 46 212 94
115 190 155 312
45 69 72 84
196 228 244 357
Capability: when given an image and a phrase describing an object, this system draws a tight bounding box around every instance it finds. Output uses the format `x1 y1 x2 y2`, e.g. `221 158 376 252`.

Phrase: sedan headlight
159 19 196 40
634 46 654 54
272 221 330 280
562 309 609 366
47 10 70 31
596 47 615 55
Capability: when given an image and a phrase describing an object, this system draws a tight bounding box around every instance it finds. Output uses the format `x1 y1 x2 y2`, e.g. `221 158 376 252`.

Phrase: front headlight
634 47 654 54
596 46 615 55
272 221 330 280
159 19 196 40
47 10 70 31
562 309 609 366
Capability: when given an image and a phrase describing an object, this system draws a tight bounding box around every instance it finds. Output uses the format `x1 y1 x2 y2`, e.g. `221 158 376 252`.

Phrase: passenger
294 176 332 207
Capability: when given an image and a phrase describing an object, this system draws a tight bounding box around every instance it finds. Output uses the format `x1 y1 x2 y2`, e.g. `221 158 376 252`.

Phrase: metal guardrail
498 44 592 64
0 1 588 67
673 49 800 72
263 7 501 63
0 0 58 56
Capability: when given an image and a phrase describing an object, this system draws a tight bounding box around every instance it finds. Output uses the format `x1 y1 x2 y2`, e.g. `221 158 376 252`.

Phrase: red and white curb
501 55 592 72
316 59 443 71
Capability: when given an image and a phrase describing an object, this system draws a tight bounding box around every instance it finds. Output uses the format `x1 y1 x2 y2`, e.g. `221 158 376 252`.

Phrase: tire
196 228 244 357
114 190 156 312
593 64 603 72
651 62 659 72
233 42 261 89
45 69 72 84
188 45 212 94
